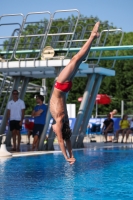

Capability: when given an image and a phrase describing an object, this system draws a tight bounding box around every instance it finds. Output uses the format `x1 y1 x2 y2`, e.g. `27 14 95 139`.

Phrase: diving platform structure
0 9 131 149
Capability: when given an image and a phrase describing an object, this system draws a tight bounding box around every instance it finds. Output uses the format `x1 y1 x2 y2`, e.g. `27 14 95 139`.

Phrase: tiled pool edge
11 142 133 157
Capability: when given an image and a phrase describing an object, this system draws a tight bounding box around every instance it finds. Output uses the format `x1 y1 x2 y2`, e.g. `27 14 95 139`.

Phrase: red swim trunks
54 81 72 92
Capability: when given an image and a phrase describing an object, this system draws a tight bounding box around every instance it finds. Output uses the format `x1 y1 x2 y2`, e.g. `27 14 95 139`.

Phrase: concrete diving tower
0 59 115 149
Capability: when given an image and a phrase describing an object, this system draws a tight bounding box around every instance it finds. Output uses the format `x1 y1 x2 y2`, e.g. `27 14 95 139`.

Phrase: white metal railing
0 9 124 69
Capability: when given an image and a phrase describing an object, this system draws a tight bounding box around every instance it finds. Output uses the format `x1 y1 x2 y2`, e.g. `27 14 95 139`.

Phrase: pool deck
2 135 133 158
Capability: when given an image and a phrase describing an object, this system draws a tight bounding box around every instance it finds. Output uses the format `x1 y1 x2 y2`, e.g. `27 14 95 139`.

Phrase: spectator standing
6 89 25 151
25 118 34 145
31 95 47 150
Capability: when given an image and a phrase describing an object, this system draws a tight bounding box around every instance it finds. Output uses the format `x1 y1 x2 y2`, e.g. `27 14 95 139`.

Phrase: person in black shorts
7 90 25 151
31 95 47 151
102 113 114 143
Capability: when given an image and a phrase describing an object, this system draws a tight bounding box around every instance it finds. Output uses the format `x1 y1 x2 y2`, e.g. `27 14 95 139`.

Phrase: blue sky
0 0 133 32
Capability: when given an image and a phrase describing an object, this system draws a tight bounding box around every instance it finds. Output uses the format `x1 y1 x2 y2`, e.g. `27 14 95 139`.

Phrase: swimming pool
0 146 133 200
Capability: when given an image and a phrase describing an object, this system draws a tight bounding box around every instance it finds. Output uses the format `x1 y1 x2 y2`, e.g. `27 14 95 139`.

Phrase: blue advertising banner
0 116 121 135
0 117 77 135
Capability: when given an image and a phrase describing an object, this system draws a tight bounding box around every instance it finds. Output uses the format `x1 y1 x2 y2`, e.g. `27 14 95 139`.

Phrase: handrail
0 10 125 67
94 28 124 67
0 13 24 61
51 9 80 59
87 56 133 60
0 45 133 55
14 11 52 61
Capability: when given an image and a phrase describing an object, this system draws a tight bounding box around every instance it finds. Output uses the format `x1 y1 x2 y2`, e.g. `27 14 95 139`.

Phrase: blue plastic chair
87 122 102 142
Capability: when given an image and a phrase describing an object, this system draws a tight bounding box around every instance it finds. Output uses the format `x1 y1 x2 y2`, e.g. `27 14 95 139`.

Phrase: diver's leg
57 22 100 83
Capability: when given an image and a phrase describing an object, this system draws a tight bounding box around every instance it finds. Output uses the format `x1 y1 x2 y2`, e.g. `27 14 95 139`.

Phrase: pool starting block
0 144 12 157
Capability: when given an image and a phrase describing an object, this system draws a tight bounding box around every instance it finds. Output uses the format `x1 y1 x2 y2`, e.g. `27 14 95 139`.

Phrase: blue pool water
0 147 133 200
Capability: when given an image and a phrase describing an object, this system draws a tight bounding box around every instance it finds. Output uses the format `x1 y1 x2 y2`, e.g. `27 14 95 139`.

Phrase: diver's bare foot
91 21 100 39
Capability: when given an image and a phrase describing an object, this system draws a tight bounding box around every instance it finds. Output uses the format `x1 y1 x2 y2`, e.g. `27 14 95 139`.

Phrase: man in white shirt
6 90 25 151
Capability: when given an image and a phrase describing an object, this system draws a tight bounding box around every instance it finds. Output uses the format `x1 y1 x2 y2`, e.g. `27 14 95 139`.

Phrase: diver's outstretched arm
52 122 75 164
